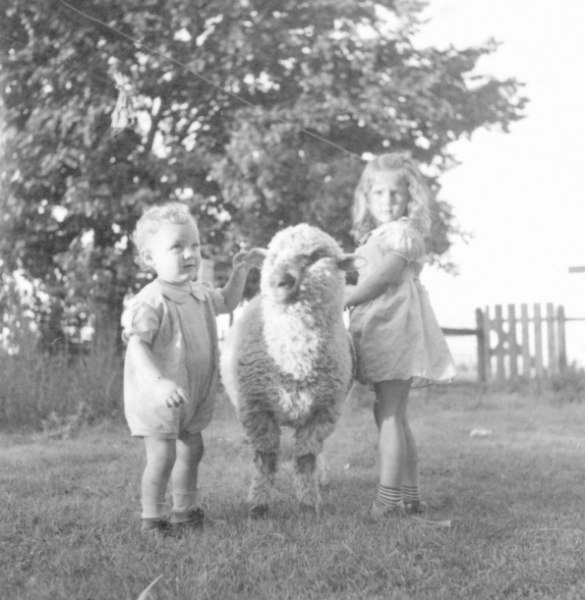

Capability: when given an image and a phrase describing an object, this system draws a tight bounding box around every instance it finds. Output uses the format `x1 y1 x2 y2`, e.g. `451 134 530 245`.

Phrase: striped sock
401 485 421 504
376 485 401 508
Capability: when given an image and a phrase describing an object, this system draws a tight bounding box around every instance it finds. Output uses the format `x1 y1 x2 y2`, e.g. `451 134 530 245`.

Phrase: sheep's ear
337 254 362 272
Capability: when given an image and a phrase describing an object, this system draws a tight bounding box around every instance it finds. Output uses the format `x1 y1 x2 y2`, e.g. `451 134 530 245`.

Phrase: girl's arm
221 248 266 311
344 252 407 309
126 336 186 407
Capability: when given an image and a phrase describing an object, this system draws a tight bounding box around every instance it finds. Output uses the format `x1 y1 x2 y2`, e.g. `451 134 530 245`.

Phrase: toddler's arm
126 336 187 407
221 248 266 311
344 252 406 309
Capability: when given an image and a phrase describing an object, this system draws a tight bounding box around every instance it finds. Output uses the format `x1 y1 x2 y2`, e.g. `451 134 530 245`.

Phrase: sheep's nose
269 270 300 303
275 272 297 289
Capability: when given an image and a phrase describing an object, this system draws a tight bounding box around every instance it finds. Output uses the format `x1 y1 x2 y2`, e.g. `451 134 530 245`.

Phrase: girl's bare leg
401 417 419 489
374 379 412 488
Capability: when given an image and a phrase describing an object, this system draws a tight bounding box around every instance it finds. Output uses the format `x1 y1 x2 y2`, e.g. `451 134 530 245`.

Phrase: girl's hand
233 247 267 270
156 378 187 408
344 285 358 310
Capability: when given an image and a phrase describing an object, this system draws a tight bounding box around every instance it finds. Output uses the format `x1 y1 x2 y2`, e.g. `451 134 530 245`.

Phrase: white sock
172 490 198 521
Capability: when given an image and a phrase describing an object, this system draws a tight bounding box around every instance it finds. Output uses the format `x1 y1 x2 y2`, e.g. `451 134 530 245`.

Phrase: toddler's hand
156 378 187 408
233 247 267 270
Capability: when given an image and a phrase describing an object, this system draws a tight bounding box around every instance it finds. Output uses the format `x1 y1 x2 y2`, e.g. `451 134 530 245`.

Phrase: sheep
220 223 357 518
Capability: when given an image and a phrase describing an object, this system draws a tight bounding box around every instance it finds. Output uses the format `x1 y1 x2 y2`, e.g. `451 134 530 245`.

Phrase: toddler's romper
122 279 228 438
349 218 456 386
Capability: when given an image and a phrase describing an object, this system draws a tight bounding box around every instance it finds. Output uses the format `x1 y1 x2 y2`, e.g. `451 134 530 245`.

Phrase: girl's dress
122 279 228 438
349 218 456 387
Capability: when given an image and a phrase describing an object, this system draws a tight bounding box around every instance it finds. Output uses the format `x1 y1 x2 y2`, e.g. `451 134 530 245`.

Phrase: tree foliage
0 0 526 349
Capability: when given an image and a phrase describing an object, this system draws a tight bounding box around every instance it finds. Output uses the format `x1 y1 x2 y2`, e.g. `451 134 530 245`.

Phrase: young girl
122 202 263 535
345 153 456 519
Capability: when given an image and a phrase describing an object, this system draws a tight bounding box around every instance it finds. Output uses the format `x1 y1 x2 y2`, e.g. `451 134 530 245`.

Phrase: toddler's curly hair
132 202 197 270
351 153 431 245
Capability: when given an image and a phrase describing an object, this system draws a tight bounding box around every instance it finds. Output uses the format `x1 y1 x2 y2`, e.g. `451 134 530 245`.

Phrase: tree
0 0 526 350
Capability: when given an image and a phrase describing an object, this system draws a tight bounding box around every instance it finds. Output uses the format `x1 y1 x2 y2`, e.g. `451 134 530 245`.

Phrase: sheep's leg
293 453 320 513
248 450 278 519
316 454 330 488
242 413 280 519
293 412 336 513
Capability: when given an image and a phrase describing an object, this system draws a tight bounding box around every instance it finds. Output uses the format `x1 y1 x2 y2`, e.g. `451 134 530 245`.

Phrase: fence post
520 303 531 378
494 305 506 382
475 308 486 382
533 304 544 379
557 305 567 372
508 304 518 380
483 305 492 381
546 303 557 376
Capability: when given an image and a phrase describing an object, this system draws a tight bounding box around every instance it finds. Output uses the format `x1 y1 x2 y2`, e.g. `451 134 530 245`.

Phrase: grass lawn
1 383 585 600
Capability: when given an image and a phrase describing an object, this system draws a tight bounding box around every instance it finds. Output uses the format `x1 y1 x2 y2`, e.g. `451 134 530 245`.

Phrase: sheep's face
261 224 357 306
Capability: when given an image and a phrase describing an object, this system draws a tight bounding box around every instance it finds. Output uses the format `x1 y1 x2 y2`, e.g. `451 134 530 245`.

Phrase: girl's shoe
402 500 427 515
367 500 405 521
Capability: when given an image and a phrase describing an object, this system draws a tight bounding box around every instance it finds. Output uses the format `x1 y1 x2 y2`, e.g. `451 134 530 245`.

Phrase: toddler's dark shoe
172 507 205 533
141 518 175 538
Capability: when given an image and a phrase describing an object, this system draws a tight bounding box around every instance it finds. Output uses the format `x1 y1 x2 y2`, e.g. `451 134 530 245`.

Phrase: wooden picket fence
475 303 568 382
442 303 574 382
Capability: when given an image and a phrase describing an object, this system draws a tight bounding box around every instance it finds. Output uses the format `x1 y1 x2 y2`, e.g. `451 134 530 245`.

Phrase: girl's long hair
351 153 432 245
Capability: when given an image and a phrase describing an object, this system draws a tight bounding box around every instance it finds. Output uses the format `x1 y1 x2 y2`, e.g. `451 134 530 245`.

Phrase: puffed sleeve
121 298 161 345
375 219 426 262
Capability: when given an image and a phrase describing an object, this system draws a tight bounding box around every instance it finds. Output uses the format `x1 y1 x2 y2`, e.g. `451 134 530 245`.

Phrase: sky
410 0 585 364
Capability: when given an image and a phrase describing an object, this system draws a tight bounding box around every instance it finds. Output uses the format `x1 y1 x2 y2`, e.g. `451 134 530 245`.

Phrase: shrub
547 364 585 404
0 336 124 432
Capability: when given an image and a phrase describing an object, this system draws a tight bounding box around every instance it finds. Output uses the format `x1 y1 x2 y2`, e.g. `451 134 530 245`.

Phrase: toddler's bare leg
171 432 204 519
141 437 176 519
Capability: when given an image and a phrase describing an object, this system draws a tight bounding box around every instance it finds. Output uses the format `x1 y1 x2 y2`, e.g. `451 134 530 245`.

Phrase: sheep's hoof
249 505 269 520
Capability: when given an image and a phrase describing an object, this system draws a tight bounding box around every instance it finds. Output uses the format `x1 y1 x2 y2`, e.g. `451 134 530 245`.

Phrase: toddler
122 202 263 535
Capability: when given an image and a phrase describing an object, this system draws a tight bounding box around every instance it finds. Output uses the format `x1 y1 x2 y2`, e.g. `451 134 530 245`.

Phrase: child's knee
180 431 205 463
193 436 204 463
144 437 176 474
